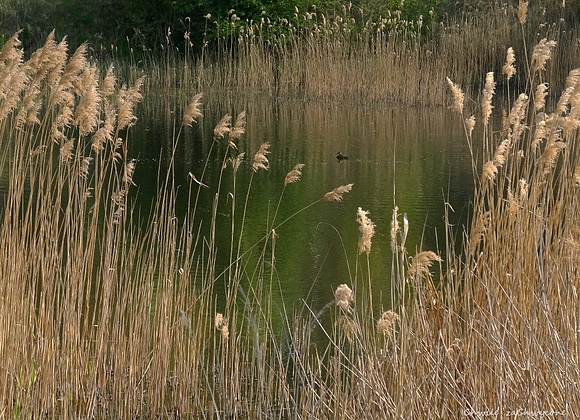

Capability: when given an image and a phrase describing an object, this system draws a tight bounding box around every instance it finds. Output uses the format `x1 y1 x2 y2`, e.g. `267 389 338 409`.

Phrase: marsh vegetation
1 1 580 417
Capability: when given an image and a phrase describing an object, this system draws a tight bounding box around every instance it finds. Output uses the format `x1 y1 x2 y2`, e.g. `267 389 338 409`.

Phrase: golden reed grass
3 6 580 416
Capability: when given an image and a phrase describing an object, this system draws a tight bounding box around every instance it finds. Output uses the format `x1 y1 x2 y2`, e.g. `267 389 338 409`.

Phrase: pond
130 95 474 314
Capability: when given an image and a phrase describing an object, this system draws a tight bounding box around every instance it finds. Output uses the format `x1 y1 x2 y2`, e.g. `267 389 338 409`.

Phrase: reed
2 6 580 416
119 3 580 108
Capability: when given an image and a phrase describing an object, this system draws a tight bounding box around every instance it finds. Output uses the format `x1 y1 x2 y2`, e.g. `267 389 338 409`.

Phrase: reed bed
124 3 580 107
1 12 580 418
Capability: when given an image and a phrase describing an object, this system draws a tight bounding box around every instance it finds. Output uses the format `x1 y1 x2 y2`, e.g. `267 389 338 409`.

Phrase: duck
336 151 349 161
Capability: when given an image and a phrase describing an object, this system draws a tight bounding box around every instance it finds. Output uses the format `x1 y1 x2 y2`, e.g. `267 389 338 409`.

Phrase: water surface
131 96 474 312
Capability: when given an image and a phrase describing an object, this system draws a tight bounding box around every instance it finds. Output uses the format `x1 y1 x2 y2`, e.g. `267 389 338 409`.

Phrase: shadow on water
128 95 474 320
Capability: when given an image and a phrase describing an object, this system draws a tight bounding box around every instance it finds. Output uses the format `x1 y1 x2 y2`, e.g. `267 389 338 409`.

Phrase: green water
129 95 474 313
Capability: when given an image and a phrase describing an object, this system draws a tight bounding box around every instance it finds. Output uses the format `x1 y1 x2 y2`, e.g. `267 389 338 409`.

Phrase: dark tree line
1 0 444 56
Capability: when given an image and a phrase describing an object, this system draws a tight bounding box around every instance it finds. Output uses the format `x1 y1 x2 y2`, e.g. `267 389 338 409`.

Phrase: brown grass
2 10 580 417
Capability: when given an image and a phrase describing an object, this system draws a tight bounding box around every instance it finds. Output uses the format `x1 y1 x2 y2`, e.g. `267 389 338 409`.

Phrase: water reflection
131 97 474 312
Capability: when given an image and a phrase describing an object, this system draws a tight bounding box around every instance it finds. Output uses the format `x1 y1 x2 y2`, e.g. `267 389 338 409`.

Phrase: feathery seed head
482 161 498 182
481 72 495 126
79 156 93 180
74 64 101 136
117 76 145 131
60 43 87 89
531 38 557 74
231 152 246 173
446 77 464 114
356 207 375 255
92 101 116 153
390 206 399 252
284 163 305 185
229 110 246 141
408 251 442 279
323 183 353 202
213 113 231 138
502 47 516 80
183 92 203 126
540 141 566 175
335 284 354 311
60 138 74 162
465 115 476 137
517 0 528 24
0 30 23 63
101 64 117 97
377 311 400 337
252 142 270 172
215 313 229 340
493 139 510 167
556 87 574 116
123 159 137 186
534 83 549 111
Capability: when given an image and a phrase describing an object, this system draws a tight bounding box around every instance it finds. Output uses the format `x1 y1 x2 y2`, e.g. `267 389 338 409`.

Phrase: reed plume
534 83 549 111
502 47 516 80
531 38 557 74
539 141 566 176
482 161 498 182
390 206 400 252
213 113 231 138
465 115 476 137
117 76 145 131
323 183 353 202
284 163 305 185
446 77 464 114
493 139 510 167
334 284 354 311
517 0 528 25
252 142 270 172
377 311 399 338
408 251 442 279
92 101 116 153
226 152 245 174
182 92 203 126
215 313 229 340
0 32 27 120
101 63 117 97
356 207 375 255
74 64 101 136
481 72 495 126
229 110 246 141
